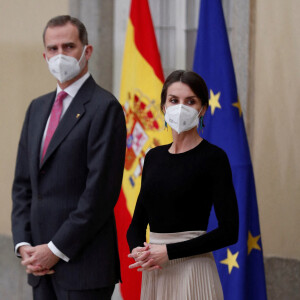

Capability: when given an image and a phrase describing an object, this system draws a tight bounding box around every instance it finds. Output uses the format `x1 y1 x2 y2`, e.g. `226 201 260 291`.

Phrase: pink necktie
41 91 68 162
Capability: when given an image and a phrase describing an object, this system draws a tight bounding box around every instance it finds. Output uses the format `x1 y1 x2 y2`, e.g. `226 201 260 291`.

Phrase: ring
137 251 142 257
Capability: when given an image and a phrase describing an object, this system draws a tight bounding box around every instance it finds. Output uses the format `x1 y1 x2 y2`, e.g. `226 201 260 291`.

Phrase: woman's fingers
128 249 150 261
138 265 162 272
128 246 149 258
129 261 142 269
128 251 152 269
136 250 150 260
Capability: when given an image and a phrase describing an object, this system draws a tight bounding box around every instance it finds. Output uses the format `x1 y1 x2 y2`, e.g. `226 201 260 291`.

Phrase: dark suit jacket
11 76 126 290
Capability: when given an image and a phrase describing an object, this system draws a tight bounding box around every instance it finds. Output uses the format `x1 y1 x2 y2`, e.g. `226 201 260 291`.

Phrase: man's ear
85 45 93 61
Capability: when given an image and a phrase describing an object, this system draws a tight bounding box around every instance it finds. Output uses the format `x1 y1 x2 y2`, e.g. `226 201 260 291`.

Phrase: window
149 0 200 77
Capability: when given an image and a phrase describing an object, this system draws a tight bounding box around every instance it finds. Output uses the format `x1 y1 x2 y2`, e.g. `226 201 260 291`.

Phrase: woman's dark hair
161 70 209 112
43 15 88 45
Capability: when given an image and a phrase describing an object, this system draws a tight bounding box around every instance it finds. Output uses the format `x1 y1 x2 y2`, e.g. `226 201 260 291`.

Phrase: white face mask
46 46 87 83
165 104 202 134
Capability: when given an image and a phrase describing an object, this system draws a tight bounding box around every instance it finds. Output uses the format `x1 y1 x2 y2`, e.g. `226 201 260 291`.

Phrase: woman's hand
128 245 152 270
128 243 169 272
139 243 168 271
128 245 150 262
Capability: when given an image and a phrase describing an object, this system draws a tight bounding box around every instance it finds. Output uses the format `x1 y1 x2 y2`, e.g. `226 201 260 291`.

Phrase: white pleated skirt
140 231 223 300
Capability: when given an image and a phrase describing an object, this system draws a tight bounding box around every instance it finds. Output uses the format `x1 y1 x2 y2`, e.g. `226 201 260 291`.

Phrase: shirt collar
56 72 90 97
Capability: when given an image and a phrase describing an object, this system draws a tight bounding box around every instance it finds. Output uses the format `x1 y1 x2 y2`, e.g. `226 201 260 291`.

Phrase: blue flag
193 0 267 299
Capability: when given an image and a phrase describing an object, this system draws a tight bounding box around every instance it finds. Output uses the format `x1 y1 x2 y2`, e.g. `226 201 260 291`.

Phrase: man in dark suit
11 15 126 299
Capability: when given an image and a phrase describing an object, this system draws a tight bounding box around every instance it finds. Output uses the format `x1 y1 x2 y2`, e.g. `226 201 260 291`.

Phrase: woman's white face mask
165 104 203 134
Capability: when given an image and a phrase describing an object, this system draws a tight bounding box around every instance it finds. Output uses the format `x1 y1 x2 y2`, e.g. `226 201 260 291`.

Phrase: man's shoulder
92 81 118 104
86 81 123 115
29 91 56 109
33 90 56 102
78 76 117 105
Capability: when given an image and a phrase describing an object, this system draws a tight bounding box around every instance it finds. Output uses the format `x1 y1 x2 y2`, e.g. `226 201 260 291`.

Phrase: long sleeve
48 241 69 262
127 156 150 251
126 140 239 260
51 99 126 259
127 194 149 252
166 149 239 260
11 103 33 247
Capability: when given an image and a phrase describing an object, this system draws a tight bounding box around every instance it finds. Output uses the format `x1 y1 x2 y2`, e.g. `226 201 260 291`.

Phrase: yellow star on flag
232 99 242 117
247 231 261 255
220 248 239 274
209 90 221 115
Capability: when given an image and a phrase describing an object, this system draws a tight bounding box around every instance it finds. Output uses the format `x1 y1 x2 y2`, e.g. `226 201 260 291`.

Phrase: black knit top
127 139 239 260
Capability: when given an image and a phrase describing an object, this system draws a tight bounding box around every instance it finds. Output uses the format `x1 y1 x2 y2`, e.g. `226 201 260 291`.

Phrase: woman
127 70 239 300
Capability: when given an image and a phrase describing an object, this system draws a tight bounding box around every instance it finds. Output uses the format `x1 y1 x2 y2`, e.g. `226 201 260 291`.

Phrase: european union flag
193 0 268 299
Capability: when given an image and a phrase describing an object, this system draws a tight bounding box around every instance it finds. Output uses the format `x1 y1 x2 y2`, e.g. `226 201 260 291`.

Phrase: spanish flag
114 0 172 299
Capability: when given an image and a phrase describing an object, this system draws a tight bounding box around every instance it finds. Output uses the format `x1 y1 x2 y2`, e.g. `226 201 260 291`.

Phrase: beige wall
251 0 300 259
0 0 68 235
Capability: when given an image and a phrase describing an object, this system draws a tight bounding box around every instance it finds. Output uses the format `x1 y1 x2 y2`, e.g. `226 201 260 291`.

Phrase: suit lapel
40 76 96 168
31 92 56 173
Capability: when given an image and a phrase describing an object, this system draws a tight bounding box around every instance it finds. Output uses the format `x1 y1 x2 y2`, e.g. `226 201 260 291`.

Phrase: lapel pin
76 114 81 119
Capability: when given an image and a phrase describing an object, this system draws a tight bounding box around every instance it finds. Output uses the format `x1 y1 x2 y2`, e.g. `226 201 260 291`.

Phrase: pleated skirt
140 231 223 300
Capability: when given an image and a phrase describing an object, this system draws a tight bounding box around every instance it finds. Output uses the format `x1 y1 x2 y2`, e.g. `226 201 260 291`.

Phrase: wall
251 0 300 260
0 0 69 236
0 1 68 298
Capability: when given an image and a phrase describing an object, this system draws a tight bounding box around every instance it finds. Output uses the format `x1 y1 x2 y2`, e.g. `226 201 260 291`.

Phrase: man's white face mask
165 104 203 134
46 46 87 83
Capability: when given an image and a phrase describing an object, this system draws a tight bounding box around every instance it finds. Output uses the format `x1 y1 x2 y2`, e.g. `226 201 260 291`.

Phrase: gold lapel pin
76 114 81 119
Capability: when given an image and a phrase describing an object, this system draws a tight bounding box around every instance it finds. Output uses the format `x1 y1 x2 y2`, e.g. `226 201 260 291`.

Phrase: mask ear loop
79 45 87 61
78 45 87 69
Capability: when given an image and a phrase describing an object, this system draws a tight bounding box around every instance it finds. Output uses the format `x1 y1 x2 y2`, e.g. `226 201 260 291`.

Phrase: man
11 15 126 299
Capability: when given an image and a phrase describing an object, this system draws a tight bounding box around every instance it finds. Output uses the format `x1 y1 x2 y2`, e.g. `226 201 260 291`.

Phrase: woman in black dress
127 70 239 300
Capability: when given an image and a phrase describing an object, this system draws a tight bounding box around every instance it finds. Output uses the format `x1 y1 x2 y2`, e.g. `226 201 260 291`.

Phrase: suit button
38 195 43 201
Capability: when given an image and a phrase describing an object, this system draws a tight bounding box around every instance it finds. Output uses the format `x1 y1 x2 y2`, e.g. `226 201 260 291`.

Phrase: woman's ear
200 104 208 116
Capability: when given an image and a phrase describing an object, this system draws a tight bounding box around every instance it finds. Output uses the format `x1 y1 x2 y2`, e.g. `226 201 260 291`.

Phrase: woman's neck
169 129 203 154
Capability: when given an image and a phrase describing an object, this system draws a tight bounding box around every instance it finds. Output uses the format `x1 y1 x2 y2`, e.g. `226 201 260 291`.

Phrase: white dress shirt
15 72 90 262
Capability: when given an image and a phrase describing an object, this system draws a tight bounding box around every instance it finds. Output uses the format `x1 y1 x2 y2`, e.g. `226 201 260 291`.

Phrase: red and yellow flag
114 0 172 299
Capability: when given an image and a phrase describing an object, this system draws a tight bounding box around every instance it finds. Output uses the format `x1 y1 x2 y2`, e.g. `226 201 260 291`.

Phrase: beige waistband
150 230 206 244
